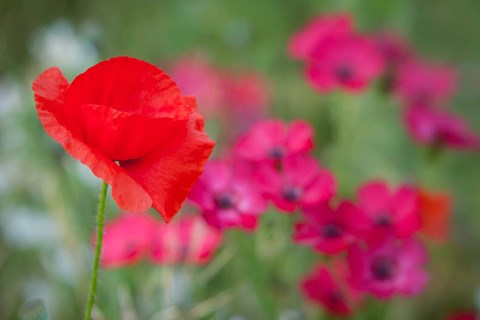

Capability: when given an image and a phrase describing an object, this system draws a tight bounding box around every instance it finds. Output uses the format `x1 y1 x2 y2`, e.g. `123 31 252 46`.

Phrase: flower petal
33 68 113 183
120 112 215 222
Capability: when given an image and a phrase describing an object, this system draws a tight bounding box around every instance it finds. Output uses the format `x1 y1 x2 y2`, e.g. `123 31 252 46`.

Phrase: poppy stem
83 181 108 320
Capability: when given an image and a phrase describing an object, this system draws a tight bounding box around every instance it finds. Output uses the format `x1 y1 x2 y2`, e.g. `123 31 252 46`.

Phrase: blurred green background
1 0 479 319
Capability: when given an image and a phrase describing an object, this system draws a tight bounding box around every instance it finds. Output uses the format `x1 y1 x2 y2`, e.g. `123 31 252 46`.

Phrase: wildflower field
1 1 480 319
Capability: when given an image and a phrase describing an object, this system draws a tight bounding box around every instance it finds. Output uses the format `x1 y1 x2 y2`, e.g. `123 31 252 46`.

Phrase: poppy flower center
322 223 343 239
371 256 397 281
375 214 393 227
214 194 236 210
282 187 302 202
335 64 354 82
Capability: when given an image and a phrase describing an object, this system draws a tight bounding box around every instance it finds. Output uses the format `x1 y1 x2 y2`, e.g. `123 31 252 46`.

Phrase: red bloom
404 104 480 150
348 238 429 299
301 265 356 316
95 213 157 268
234 119 314 164
418 189 452 241
294 201 365 254
256 155 336 213
151 215 222 265
306 35 385 92
357 181 421 245
32 57 215 221
288 12 353 60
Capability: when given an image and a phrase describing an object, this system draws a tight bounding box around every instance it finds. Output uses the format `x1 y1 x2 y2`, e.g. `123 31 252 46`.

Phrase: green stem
83 181 108 320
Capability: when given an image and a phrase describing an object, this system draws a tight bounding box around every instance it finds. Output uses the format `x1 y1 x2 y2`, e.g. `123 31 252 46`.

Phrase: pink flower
374 31 413 68
306 35 385 92
396 60 457 105
95 213 157 268
222 71 270 115
169 55 224 115
301 265 356 316
348 238 429 299
188 159 267 231
234 119 314 164
447 311 479 320
288 12 353 60
357 181 421 244
256 155 336 213
294 201 365 254
404 104 480 150
150 215 222 265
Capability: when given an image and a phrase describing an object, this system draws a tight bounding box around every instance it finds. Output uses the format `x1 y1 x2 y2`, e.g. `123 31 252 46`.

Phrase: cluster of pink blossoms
93 213 222 267
289 12 480 151
187 117 433 316
378 33 480 151
169 54 270 133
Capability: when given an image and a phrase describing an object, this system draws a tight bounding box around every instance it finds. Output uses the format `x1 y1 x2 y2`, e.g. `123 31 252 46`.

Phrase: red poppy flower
32 57 215 221
418 189 452 241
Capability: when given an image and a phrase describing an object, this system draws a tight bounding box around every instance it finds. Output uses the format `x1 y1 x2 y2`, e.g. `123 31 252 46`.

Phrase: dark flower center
375 214 393 227
321 223 343 239
371 256 397 281
268 147 284 160
282 187 302 202
335 64 354 82
214 194 236 210
327 290 345 304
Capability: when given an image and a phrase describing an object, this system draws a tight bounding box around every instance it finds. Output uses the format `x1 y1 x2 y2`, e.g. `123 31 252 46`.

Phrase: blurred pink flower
95 213 157 268
357 181 421 245
374 31 413 68
447 311 479 320
348 238 429 299
188 159 267 231
301 265 356 316
404 104 480 150
223 71 270 115
150 215 222 265
256 155 336 213
288 12 353 60
306 35 385 92
396 60 457 105
294 201 365 254
234 119 314 164
169 55 224 114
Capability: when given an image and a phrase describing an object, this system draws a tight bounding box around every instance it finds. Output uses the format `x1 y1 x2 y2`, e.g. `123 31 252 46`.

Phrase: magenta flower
94 213 157 268
256 155 336 213
396 60 457 105
150 215 222 265
169 55 224 115
357 180 421 244
294 201 365 254
374 31 413 68
348 238 429 299
288 12 353 60
301 265 356 316
447 311 478 320
234 119 314 164
306 35 385 92
188 159 267 231
405 104 480 150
